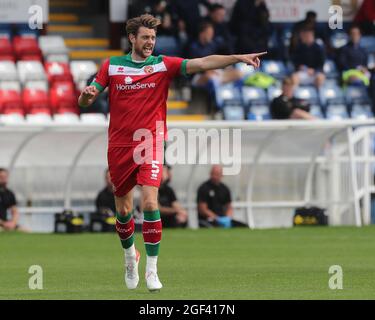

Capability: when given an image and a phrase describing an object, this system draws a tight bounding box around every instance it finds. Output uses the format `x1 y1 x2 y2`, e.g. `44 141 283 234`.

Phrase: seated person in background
291 28 326 88
158 165 188 228
96 168 116 214
0 168 27 232
197 165 247 228
205 4 234 54
271 77 315 120
337 25 370 87
188 21 242 87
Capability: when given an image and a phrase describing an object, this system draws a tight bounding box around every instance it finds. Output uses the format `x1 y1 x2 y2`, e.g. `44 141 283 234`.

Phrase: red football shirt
92 54 188 147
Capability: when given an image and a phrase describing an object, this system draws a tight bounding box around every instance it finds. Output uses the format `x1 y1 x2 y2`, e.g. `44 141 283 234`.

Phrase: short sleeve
91 58 110 92
197 184 209 204
9 191 17 207
224 185 232 204
163 56 188 78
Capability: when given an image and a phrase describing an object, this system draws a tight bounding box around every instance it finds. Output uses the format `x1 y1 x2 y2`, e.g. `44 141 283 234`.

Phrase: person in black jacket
291 27 326 88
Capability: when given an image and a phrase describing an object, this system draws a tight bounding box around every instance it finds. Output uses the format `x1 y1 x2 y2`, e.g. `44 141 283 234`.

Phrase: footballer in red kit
78 13 266 292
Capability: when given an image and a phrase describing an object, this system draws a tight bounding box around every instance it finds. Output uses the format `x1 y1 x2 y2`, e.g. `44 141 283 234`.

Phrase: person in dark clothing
0 168 27 232
205 4 234 54
337 25 370 86
197 165 247 228
158 166 188 228
230 0 272 53
270 77 315 120
96 169 116 214
291 28 326 88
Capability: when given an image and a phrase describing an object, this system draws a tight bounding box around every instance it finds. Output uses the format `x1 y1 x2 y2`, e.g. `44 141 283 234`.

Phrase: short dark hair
126 14 161 38
209 3 225 12
306 11 317 19
198 21 214 34
0 168 8 173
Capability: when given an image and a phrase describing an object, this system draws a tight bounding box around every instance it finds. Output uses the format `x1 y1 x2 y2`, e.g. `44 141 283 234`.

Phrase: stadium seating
0 81 21 92
247 105 271 121
49 81 78 114
0 23 12 38
267 86 282 101
325 104 350 120
25 113 53 124
0 61 18 81
309 104 324 118
360 36 375 54
54 113 80 124
22 87 50 115
39 36 69 57
13 36 42 61
17 61 46 83
80 113 107 124
241 86 268 107
323 60 339 79
70 60 98 90
0 89 23 115
45 62 73 85
350 103 374 120
213 83 242 109
294 86 319 105
222 105 245 120
330 31 349 49
235 62 255 78
261 60 287 80
319 84 345 106
345 85 371 105
154 36 181 56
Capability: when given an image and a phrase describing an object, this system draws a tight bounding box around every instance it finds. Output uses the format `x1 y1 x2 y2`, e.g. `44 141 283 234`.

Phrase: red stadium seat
13 36 42 61
22 88 50 115
45 62 73 85
0 38 13 56
0 89 24 115
50 81 78 114
19 54 43 62
0 55 16 62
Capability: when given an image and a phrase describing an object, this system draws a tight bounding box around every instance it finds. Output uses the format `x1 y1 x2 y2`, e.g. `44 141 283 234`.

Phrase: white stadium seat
39 36 69 56
0 81 21 92
25 114 53 124
54 113 80 124
24 80 49 91
45 54 70 64
17 61 46 84
0 113 25 124
0 61 18 81
70 60 98 84
80 113 107 124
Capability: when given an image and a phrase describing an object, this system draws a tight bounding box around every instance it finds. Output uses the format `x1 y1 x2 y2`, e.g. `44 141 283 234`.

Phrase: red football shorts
107 143 164 197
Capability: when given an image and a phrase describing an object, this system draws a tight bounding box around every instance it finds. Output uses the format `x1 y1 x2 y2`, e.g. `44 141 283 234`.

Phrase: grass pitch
1 226 375 300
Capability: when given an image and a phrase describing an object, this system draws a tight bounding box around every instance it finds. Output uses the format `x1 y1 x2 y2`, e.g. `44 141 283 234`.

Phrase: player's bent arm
225 203 234 217
186 52 267 75
78 85 101 108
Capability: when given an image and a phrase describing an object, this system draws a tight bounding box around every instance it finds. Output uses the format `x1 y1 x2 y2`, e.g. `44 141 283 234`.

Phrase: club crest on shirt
144 65 154 74
125 76 133 84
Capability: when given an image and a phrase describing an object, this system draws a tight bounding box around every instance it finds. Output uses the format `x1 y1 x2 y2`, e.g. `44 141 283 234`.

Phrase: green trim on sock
145 243 160 256
143 210 160 221
116 210 133 223
121 236 134 250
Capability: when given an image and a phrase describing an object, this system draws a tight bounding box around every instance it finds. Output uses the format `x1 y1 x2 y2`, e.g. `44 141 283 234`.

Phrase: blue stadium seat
368 53 375 70
345 85 371 105
323 60 339 79
153 36 180 56
309 104 324 119
325 104 350 120
330 31 349 49
319 84 345 106
241 86 268 107
214 83 242 109
223 105 245 120
294 86 319 104
261 60 287 80
247 105 271 121
235 62 255 77
350 104 374 119
360 36 375 54
267 86 282 101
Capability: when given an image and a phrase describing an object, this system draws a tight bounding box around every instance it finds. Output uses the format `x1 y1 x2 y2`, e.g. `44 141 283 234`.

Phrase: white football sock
146 256 158 273
125 244 136 259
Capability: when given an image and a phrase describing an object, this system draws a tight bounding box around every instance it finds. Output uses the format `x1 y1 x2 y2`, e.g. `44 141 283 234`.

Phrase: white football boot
125 250 140 289
145 270 163 292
